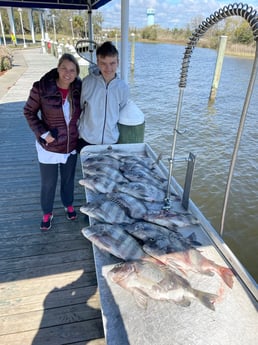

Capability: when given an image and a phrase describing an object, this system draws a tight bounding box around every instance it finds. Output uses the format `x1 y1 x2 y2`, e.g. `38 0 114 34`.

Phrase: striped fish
80 199 135 224
117 181 166 202
106 192 147 219
79 174 117 194
81 223 147 261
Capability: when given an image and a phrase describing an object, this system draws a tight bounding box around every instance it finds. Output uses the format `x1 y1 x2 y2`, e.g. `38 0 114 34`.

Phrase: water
128 42 258 282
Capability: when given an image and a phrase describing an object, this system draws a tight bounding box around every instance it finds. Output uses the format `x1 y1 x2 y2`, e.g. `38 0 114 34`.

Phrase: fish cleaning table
80 143 258 345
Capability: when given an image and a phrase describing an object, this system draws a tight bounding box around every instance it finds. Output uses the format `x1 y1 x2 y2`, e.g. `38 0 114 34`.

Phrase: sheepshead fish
82 154 121 170
79 174 117 194
120 161 166 182
121 166 167 190
143 239 234 288
143 209 200 228
84 164 128 183
108 260 217 310
119 154 161 170
124 221 200 251
80 199 135 224
106 192 147 219
117 181 166 202
81 223 146 261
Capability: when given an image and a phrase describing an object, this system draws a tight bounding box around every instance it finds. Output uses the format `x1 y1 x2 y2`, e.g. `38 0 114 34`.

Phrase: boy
78 41 129 150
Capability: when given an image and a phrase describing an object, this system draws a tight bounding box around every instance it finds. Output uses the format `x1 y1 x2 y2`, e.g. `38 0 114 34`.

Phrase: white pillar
28 8 35 43
0 11 6 46
38 11 46 53
120 0 129 83
18 8 27 48
39 11 45 41
7 7 16 37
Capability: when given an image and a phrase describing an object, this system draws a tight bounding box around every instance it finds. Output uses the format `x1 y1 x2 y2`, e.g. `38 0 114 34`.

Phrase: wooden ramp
0 49 105 345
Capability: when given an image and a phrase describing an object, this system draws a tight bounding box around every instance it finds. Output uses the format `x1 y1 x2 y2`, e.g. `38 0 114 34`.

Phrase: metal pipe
164 87 185 208
220 41 258 236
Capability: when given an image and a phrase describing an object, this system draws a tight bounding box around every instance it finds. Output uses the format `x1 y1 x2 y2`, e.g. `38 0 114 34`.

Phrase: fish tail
193 289 218 311
218 266 234 288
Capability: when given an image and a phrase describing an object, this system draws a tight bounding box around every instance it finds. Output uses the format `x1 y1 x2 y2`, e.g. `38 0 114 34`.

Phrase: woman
24 53 81 231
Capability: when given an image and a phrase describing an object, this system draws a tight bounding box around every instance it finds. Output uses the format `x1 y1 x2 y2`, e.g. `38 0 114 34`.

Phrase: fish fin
218 266 234 288
79 179 87 186
201 269 215 277
186 232 202 246
133 289 149 309
166 259 188 277
175 297 191 307
193 289 217 311
151 153 162 169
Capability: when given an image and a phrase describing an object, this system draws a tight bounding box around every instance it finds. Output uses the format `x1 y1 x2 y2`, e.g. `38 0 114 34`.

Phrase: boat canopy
0 0 112 10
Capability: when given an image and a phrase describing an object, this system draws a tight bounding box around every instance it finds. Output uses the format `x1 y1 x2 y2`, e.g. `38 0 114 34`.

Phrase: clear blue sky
99 0 258 29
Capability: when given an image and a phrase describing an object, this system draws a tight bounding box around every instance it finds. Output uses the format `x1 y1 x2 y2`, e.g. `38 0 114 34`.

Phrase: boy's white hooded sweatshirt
78 68 129 144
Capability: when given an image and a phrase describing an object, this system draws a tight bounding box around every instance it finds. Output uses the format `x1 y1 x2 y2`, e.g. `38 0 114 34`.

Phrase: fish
120 165 168 190
106 192 147 219
81 223 147 261
143 239 234 289
124 220 178 238
117 181 166 202
82 154 121 170
80 199 135 224
83 164 128 182
119 154 161 170
108 260 218 310
79 174 117 194
124 221 200 249
120 160 165 177
143 209 200 228
124 221 234 288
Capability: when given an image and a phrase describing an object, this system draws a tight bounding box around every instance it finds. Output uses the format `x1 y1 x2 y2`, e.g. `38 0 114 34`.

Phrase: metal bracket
182 152 196 210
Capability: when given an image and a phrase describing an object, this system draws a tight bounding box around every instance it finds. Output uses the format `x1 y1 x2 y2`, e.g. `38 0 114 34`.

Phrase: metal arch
166 3 258 237
179 3 258 89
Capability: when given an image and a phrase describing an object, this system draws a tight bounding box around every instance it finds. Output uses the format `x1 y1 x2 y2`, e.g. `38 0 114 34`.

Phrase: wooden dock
0 48 105 345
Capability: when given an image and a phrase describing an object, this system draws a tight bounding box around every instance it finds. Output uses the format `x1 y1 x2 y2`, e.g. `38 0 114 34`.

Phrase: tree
73 15 84 37
141 25 158 40
233 20 254 44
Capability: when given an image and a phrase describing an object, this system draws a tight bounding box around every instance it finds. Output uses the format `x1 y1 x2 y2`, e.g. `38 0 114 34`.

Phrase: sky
98 0 258 29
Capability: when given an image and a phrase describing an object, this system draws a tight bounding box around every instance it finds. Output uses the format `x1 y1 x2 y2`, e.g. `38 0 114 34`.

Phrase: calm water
127 42 258 282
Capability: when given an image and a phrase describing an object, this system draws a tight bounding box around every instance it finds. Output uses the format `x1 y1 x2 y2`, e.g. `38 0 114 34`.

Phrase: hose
179 3 258 88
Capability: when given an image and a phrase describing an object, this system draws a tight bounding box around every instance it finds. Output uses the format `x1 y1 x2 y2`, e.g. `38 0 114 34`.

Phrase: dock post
209 35 227 102
118 100 145 143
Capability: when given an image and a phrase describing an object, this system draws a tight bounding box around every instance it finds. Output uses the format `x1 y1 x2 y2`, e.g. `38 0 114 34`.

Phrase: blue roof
0 0 112 10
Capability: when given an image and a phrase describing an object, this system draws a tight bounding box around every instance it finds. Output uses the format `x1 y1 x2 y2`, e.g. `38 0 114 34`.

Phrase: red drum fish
108 260 218 310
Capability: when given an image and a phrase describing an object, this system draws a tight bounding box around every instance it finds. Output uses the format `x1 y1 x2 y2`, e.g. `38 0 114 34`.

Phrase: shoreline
137 38 256 59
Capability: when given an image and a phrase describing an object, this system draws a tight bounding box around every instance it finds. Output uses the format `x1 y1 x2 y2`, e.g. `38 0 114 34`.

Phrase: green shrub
0 47 13 72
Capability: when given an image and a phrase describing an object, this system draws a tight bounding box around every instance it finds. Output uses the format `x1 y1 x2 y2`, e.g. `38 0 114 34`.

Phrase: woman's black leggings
39 153 77 214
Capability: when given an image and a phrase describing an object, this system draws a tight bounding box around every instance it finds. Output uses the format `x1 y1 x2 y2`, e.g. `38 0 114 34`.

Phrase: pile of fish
79 147 234 311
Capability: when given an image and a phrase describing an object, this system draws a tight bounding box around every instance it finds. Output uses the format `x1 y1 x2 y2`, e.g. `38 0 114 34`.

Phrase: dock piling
209 35 227 102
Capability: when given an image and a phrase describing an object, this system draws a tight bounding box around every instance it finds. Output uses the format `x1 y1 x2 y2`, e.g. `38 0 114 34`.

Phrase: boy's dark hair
96 41 118 57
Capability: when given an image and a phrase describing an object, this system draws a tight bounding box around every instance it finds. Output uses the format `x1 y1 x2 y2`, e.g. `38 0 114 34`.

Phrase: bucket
118 100 145 144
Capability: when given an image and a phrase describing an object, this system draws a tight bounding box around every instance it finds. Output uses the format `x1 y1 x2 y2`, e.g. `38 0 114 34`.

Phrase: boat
1 1 257 344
